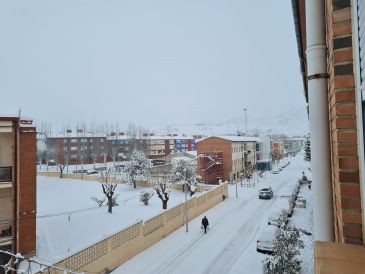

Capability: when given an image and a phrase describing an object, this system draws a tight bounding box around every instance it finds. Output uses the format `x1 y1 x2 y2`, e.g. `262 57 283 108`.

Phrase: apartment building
106 133 131 162
0 117 36 268
173 137 196 152
197 136 258 182
135 136 175 160
292 0 365 271
44 132 107 165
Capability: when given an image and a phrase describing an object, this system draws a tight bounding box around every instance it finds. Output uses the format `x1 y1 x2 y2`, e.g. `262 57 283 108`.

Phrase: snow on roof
47 132 107 138
185 150 197 157
197 135 260 143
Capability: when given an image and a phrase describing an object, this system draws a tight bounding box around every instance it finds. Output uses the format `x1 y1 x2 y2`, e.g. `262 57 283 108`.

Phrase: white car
256 225 281 254
86 169 98 175
273 197 294 217
272 169 279 174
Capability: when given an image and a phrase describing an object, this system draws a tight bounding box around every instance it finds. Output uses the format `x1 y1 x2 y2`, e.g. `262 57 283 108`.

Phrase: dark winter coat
202 217 209 227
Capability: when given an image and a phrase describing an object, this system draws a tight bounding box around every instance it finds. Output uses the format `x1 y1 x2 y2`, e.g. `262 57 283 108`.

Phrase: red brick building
292 0 365 271
197 136 258 183
0 116 36 267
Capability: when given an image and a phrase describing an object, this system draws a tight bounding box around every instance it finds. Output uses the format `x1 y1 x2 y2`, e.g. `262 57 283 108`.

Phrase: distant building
106 132 131 162
283 137 305 155
271 140 284 161
197 136 258 182
173 137 196 152
45 132 107 165
256 136 272 171
0 116 36 266
135 136 175 160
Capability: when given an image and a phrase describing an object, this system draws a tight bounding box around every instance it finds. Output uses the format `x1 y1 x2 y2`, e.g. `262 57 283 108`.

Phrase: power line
0 249 83 274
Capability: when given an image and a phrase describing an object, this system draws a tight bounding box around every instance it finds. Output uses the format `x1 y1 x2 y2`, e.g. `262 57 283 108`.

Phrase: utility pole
244 108 248 133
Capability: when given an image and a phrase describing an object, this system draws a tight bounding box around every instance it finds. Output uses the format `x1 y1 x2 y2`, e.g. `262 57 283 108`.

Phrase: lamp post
244 108 248 133
184 181 189 232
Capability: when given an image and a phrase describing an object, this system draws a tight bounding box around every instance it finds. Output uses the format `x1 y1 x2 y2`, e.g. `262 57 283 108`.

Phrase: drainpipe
305 0 334 241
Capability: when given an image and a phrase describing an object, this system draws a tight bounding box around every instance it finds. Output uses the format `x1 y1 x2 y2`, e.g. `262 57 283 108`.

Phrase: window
71 139 77 143
0 167 12 182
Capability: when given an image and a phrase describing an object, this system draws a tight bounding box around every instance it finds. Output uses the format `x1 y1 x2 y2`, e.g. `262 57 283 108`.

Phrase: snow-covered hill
155 107 309 137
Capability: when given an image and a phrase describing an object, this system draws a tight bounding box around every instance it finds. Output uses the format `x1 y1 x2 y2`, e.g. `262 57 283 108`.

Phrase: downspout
305 0 334 241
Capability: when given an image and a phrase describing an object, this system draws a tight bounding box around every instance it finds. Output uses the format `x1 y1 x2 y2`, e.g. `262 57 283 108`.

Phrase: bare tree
154 179 171 209
100 168 117 214
90 143 101 169
53 147 69 178
36 138 47 170
109 135 119 167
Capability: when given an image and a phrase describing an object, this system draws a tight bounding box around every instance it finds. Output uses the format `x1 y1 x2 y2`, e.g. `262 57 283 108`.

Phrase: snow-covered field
36 176 202 264
112 152 313 274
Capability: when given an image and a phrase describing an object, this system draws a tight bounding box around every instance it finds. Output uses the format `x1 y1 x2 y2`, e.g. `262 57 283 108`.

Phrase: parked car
267 207 288 227
86 169 98 175
259 186 273 199
73 169 88 174
272 169 279 174
256 225 281 254
273 197 294 217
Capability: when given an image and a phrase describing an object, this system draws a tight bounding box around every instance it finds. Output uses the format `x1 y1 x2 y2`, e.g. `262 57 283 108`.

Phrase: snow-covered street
113 153 312 274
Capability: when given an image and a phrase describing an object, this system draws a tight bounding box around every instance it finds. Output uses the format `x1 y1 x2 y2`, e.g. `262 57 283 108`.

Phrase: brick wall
197 137 232 181
18 127 37 255
326 0 363 244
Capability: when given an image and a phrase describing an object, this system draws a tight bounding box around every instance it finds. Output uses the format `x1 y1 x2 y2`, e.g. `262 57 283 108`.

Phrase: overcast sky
0 0 306 129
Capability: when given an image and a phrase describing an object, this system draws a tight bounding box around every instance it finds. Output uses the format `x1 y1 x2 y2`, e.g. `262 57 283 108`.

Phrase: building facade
45 133 107 166
0 117 36 268
271 140 284 161
173 137 196 152
292 0 365 271
197 136 258 182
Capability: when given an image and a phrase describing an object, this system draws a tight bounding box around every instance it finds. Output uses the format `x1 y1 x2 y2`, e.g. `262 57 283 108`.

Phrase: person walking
201 216 209 234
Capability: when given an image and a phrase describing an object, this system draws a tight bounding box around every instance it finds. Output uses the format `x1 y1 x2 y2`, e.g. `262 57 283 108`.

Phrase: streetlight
244 108 248 133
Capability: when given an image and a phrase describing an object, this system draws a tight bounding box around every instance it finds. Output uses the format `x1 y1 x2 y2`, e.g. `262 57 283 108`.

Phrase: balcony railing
0 167 12 183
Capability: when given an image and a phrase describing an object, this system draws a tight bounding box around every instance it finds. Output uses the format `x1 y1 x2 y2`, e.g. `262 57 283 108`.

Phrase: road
112 154 308 274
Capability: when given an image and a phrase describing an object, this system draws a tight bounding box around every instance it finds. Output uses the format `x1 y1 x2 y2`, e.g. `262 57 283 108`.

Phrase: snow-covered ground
36 176 204 265
112 152 313 274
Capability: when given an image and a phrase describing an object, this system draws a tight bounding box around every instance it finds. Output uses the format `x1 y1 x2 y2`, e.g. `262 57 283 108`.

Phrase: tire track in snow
154 176 295 274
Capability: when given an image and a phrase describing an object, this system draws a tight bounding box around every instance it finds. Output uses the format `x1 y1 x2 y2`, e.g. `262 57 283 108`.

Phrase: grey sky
0 0 306 129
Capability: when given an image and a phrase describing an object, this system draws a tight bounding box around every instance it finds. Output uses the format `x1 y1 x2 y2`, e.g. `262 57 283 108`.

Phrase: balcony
314 241 365 274
0 167 12 188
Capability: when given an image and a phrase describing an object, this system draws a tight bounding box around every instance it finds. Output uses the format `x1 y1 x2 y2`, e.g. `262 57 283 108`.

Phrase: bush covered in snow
263 226 304 274
140 191 154 205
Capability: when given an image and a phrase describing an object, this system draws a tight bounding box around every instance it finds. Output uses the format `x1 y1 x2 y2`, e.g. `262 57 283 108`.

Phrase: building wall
18 127 37 255
197 137 232 181
325 0 363 244
0 132 14 167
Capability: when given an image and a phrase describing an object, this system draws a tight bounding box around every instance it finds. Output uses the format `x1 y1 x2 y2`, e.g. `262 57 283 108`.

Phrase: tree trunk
60 169 63 178
133 179 136 189
108 196 113 213
162 200 167 210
